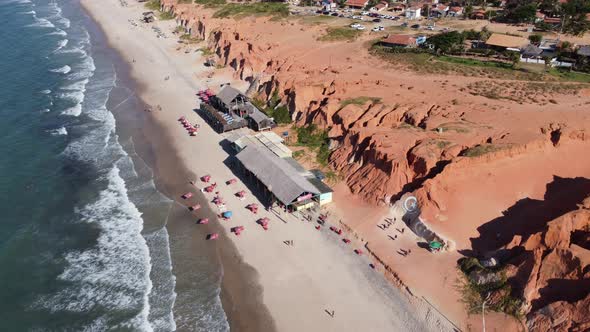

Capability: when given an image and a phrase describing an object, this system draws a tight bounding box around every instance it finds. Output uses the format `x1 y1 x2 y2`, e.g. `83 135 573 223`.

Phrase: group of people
397 248 411 257
377 217 396 230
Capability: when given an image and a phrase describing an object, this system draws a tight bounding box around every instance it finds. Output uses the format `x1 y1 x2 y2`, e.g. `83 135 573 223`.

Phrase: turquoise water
0 0 178 330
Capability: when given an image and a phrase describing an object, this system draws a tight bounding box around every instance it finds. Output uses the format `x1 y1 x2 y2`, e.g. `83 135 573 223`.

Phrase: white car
356 25 365 30
371 27 380 32
361 11 369 15
351 23 361 28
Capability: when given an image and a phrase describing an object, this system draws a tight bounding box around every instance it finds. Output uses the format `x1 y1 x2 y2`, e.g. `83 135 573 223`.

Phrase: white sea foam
47 28 67 37
40 108 50 113
50 65 71 74
62 78 89 92
28 17 54 28
39 89 51 94
56 17 71 29
33 166 154 331
54 39 69 52
49 127 68 136
58 89 84 103
61 103 82 117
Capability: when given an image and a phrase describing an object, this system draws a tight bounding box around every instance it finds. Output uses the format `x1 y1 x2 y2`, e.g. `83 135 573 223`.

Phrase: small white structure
405 6 422 19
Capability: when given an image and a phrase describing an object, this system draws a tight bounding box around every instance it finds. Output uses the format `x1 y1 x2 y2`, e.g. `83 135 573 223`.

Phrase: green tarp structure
429 241 443 249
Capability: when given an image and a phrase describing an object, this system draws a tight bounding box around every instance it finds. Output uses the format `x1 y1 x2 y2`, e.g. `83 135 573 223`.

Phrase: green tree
427 31 465 54
528 34 543 44
507 50 521 68
543 56 552 71
506 3 537 23
539 0 559 13
560 0 590 36
464 4 474 19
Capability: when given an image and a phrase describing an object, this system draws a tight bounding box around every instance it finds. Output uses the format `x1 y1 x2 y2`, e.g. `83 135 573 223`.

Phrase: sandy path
80 1 455 331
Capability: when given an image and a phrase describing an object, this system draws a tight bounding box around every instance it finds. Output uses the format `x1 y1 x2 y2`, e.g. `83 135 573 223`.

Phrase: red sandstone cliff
161 0 590 205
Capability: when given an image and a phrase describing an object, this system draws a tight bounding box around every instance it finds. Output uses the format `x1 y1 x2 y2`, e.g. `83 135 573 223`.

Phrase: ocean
0 0 228 330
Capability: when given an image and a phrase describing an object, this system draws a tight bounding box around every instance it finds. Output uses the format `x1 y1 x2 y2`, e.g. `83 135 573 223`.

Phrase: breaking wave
49 65 71 74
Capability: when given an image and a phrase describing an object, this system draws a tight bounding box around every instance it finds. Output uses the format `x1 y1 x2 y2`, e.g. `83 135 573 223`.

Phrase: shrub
340 96 382 107
319 27 362 41
145 0 160 10
528 34 542 44
213 2 289 18
295 125 331 165
272 106 292 124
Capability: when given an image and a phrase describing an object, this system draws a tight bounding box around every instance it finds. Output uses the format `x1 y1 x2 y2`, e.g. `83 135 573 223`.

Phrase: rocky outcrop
485 197 590 331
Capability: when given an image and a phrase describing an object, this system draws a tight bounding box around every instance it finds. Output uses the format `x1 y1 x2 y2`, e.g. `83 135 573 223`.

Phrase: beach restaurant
235 145 320 211
208 85 275 132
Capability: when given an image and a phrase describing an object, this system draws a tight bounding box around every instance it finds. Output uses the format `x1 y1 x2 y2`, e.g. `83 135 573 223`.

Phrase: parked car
331 12 339 16
350 23 361 28
426 26 435 30
372 18 381 22
392 16 400 20
401 22 408 27
356 25 365 30
411 24 420 29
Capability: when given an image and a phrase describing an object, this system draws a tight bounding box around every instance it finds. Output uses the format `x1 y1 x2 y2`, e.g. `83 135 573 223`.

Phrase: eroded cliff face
504 197 590 331
161 0 590 206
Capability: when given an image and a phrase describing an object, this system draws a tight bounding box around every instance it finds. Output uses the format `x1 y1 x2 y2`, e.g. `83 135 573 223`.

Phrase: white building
405 6 422 19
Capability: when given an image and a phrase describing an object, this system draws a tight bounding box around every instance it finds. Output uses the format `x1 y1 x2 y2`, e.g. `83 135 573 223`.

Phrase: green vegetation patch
159 11 175 20
436 122 471 134
547 68 590 83
194 0 226 7
144 0 161 10
213 3 289 19
457 257 523 318
180 34 203 43
252 91 292 125
318 27 362 42
295 124 330 166
461 144 505 157
198 47 215 56
340 96 382 107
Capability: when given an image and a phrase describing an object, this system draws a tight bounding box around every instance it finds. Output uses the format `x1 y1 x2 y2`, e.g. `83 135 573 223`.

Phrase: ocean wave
54 39 69 52
48 127 68 136
61 103 82 117
50 65 71 74
62 78 89 92
47 28 67 37
56 17 71 29
27 17 54 29
33 166 154 331
39 89 51 94
40 108 51 113
56 46 86 56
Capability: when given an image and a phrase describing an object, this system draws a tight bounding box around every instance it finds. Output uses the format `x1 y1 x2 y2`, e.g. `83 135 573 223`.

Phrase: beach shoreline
80 1 456 331
81 3 276 331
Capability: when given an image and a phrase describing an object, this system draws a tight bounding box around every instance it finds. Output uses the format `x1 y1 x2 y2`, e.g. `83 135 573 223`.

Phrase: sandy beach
80 0 458 331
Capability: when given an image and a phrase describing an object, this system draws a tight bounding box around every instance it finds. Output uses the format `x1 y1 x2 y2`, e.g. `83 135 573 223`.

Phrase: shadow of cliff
531 278 590 311
463 176 590 256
